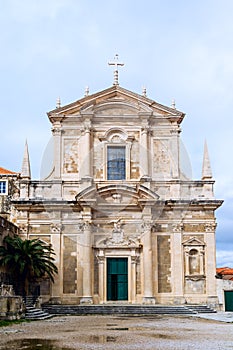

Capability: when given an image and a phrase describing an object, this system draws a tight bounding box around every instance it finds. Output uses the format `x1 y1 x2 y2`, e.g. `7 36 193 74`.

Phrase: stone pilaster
141 219 155 304
139 113 152 178
83 127 91 177
50 228 62 301
96 250 105 304
80 114 92 179
140 126 149 177
80 218 93 304
170 124 180 178
52 121 62 179
171 223 185 304
205 222 218 299
130 250 139 304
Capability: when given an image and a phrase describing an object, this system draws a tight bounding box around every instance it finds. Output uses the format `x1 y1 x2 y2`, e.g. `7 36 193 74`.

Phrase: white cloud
216 250 233 268
1 0 74 21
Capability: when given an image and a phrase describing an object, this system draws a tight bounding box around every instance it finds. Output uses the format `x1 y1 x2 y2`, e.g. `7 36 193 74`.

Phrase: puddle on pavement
107 327 129 330
89 335 117 343
2 336 118 349
0 339 69 350
144 333 175 340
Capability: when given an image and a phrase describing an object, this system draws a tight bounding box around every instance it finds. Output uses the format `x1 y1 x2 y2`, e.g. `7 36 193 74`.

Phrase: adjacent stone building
12 79 223 306
0 167 19 222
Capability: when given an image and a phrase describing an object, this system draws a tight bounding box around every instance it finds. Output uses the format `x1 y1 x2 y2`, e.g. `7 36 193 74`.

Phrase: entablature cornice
11 200 81 212
164 199 223 210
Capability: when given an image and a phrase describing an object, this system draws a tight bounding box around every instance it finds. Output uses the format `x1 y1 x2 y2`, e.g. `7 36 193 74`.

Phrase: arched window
100 128 134 181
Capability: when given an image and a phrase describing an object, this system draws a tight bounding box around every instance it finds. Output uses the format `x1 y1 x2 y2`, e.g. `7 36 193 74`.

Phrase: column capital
51 121 62 136
172 222 183 233
83 221 92 230
50 223 63 234
131 253 140 264
141 126 149 135
141 219 153 232
96 250 105 264
52 126 62 136
205 222 217 232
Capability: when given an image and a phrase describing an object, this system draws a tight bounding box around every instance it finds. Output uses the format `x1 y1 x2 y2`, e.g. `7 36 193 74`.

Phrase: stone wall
216 279 233 311
157 235 171 293
0 296 25 320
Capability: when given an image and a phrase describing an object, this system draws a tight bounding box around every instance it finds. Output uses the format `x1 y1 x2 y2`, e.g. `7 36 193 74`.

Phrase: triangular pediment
182 236 205 246
47 85 185 123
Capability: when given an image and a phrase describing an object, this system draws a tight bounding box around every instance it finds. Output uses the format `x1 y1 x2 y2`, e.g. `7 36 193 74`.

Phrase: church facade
13 82 223 306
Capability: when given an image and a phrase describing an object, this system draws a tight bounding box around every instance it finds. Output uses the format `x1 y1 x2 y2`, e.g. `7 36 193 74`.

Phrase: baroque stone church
12 61 223 306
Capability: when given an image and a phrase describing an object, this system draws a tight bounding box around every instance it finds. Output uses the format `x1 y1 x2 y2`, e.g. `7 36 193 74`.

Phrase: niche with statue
183 237 206 294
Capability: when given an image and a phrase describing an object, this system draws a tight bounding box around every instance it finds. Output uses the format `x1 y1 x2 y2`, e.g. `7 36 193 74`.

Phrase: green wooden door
225 291 233 311
107 258 128 301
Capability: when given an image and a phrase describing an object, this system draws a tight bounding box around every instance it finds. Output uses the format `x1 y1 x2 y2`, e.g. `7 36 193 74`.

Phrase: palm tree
0 235 58 296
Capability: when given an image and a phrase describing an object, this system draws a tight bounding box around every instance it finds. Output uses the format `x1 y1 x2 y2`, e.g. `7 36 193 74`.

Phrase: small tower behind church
202 140 212 180
21 140 31 179
201 140 214 199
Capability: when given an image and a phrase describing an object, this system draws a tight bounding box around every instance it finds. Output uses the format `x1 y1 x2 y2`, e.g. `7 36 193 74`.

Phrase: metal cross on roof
108 54 124 86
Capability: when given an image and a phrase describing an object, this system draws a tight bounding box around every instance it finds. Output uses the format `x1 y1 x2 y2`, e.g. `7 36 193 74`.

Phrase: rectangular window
0 181 7 195
107 146 126 180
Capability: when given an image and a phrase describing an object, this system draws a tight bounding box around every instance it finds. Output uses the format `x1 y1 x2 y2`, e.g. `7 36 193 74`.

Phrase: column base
49 297 62 305
207 296 219 309
173 296 187 305
142 297 156 305
81 176 93 183
80 297 93 305
140 175 152 183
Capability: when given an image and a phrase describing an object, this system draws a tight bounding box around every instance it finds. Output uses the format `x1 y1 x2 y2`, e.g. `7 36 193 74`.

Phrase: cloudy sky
0 0 232 266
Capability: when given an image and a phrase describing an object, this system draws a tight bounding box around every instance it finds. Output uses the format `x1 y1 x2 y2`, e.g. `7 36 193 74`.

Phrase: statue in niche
183 237 205 278
189 249 200 275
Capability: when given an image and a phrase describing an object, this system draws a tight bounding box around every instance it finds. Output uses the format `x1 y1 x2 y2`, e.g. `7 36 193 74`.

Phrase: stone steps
25 306 53 320
42 304 216 316
187 305 216 314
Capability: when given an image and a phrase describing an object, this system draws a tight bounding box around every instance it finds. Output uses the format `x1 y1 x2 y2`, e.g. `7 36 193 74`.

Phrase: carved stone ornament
83 221 91 230
172 223 183 233
141 221 153 233
19 224 28 234
97 221 140 248
51 126 62 136
131 254 140 264
112 193 122 203
100 234 140 248
0 285 14 296
152 223 161 232
205 222 217 232
96 253 105 264
76 223 84 232
50 223 62 233
52 121 61 136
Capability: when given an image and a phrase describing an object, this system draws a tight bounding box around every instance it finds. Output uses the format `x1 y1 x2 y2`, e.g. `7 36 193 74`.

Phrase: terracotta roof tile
0 166 17 175
217 267 233 275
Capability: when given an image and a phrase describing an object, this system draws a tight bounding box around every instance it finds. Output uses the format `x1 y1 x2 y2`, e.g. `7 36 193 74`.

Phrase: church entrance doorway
225 291 233 311
107 258 128 301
